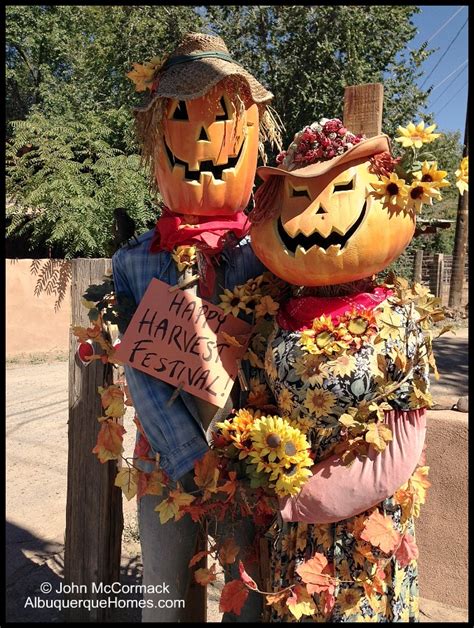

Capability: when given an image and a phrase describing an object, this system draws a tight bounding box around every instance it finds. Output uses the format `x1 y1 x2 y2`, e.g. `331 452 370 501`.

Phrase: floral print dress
263 295 431 622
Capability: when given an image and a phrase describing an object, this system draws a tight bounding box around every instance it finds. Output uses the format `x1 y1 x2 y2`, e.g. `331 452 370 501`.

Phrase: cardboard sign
115 278 253 408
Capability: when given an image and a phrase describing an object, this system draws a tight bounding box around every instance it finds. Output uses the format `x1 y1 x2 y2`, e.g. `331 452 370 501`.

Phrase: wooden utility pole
449 100 469 309
64 259 123 622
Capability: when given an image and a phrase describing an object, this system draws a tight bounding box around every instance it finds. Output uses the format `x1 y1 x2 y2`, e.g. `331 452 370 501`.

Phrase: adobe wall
6 259 71 357
417 410 468 609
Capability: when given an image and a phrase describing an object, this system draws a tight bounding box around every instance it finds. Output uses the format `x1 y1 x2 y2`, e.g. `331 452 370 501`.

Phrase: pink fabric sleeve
279 408 426 524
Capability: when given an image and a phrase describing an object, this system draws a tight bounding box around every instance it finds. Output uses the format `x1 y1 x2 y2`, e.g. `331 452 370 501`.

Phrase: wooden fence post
432 253 445 299
64 258 123 622
343 83 384 137
414 249 423 283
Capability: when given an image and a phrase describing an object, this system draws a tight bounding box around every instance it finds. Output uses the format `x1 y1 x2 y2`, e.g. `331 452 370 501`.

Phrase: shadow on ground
432 334 469 399
5 520 143 623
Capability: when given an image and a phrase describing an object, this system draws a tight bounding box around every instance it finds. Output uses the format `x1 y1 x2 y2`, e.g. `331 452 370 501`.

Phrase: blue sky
409 5 468 140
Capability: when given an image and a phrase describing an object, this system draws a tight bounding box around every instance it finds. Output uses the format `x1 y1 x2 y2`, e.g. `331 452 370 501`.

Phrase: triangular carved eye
334 179 354 192
172 100 189 120
289 183 310 199
215 96 230 121
198 126 210 141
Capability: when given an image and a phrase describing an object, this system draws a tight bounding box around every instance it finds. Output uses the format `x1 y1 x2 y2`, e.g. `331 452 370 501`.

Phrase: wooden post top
343 83 384 138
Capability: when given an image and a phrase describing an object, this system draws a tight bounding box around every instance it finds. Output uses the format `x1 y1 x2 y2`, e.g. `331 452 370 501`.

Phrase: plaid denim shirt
112 229 266 481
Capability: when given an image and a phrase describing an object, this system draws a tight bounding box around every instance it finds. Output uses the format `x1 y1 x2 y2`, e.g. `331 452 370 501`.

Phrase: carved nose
198 126 210 141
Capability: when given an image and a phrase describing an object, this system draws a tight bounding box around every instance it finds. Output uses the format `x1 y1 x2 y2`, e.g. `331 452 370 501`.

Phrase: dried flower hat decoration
276 118 366 171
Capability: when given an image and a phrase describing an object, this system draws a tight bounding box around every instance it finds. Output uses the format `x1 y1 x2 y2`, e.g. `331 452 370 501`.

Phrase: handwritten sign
114 278 253 408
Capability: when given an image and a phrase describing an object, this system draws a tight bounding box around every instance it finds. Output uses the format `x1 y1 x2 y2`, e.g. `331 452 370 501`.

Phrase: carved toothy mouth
277 201 367 255
164 138 246 182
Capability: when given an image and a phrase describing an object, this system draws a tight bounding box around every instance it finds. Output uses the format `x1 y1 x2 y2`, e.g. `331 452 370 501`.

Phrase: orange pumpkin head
251 137 416 286
155 85 260 216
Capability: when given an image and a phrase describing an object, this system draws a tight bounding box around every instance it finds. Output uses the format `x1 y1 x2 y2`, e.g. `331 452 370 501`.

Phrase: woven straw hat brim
257 135 391 181
134 58 273 113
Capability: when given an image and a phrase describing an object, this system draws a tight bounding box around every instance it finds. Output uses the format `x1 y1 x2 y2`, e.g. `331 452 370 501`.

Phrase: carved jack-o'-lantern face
155 87 260 216
251 158 416 286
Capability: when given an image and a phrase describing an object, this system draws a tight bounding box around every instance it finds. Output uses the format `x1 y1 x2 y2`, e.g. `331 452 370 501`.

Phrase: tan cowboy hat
257 134 391 181
135 32 273 111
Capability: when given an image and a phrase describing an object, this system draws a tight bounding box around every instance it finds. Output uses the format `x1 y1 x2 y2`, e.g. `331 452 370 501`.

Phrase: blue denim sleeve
112 245 209 481
123 364 209 481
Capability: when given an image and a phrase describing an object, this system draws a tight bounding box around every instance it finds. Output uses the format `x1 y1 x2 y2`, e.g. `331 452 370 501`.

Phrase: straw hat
257 119 391 181
135 32 273 111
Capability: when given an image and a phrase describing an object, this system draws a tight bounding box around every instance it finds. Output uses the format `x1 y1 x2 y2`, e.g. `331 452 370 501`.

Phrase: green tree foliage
201 5 432 147
8 5 452 261
6 5 203 257
6 111 157 258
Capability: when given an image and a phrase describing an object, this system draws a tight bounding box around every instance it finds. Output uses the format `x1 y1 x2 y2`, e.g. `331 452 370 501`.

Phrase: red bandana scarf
150 208 251 297
276 286 393 331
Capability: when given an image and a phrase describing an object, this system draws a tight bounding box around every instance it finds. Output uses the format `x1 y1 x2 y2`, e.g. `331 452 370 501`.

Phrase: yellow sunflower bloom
218 287 251 317
273 463 312 497
247 415 313 495
312 314 334 334
395 121 441 148
370 172 409 211
337 308 379 349
303 387 337 418
294 353 328 385
406 180 441 214
455 156 468 195
250 415 310 465
278 387 294 413
412 161 450 190
171 245 197 272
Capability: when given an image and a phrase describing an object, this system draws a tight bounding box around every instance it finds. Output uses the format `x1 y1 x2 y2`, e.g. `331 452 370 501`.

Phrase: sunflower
300 317 349 357
303 387 337 418
273 463 312 497
394 121 441 148
294 353 327 385
278 387 294 413
405 180 441 214
455 156 468 195
412 161 450 190
370 172 409 211
250 415 310 465
337 307 379 350
248 416 313 495
171 245 197 272
219 287 251 317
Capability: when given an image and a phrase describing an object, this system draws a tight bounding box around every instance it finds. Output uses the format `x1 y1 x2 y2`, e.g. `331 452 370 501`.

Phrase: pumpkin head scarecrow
111 35 282 622
250 119 422 287
130 32 279 217
230 117 450 621
127 32 281 298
